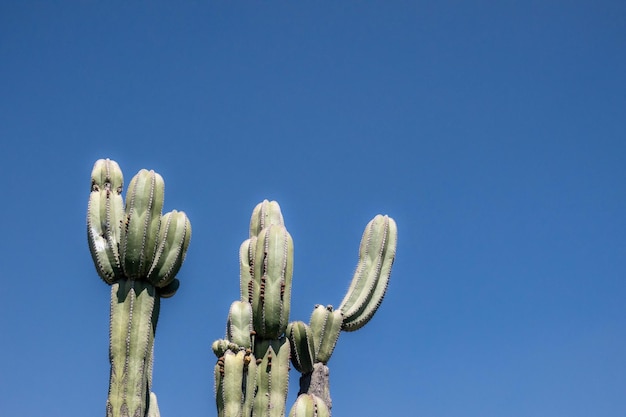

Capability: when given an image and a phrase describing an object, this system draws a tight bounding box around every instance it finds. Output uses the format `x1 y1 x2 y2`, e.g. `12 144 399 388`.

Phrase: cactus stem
298 363 332 414
107 279 160 417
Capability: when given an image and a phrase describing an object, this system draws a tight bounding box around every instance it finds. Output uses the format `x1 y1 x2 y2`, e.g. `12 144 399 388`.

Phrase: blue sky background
1 2 625 416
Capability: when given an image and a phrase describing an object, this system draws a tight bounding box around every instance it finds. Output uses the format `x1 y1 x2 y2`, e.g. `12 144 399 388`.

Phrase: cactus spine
213 200 397 417
87 159 191 417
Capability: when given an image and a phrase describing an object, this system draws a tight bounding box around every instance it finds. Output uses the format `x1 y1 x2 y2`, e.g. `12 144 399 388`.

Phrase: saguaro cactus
212 200 397 417
87 159 191 417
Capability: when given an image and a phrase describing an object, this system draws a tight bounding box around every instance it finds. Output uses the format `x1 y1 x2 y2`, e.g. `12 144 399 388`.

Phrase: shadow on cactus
212 200 397 417
87 159 191 417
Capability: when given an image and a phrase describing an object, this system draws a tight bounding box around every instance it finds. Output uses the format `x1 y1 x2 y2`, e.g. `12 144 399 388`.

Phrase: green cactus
87 161 396 417
87 159 191 417
213 200 397 417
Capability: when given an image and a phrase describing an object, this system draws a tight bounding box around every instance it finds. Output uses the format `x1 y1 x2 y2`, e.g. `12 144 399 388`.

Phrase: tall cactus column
213 200 293 417
87 159 191 417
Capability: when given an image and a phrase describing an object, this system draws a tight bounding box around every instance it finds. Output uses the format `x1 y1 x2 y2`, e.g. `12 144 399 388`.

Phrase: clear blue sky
1 2 624 416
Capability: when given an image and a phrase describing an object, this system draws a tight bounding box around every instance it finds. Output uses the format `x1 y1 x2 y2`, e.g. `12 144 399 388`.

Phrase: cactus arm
215 348 258 417
338 215 397 331
87 159 125 283
286 321 315 374
252 224 293 339
222 350 246 417
226 301 254 350
147 210 192 288
121 169 165 279
106 279 160 417
308 306 342 364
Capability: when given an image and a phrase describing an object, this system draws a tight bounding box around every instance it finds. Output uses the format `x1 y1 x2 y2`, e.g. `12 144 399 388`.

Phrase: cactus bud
339 215 397 331
213 340 240 358
250 200 284 237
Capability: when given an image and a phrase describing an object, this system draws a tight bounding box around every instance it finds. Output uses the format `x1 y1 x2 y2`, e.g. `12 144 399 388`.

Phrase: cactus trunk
107 279 160 417
297 364 332 413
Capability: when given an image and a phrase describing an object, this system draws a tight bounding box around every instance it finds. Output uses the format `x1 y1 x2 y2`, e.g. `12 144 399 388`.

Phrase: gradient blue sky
1 2 625 416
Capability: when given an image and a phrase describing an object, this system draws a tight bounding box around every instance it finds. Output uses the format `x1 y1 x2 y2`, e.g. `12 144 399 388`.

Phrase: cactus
87 159 191 417
213 200 397 417
87 161 396 417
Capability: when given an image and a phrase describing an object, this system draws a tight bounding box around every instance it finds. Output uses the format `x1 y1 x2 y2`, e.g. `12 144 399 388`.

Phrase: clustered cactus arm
291 213 397 414
87 159 191 417
213 200 397 417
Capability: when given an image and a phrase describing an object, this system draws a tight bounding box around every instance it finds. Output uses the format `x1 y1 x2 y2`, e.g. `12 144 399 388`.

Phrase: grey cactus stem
298 363 332 413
